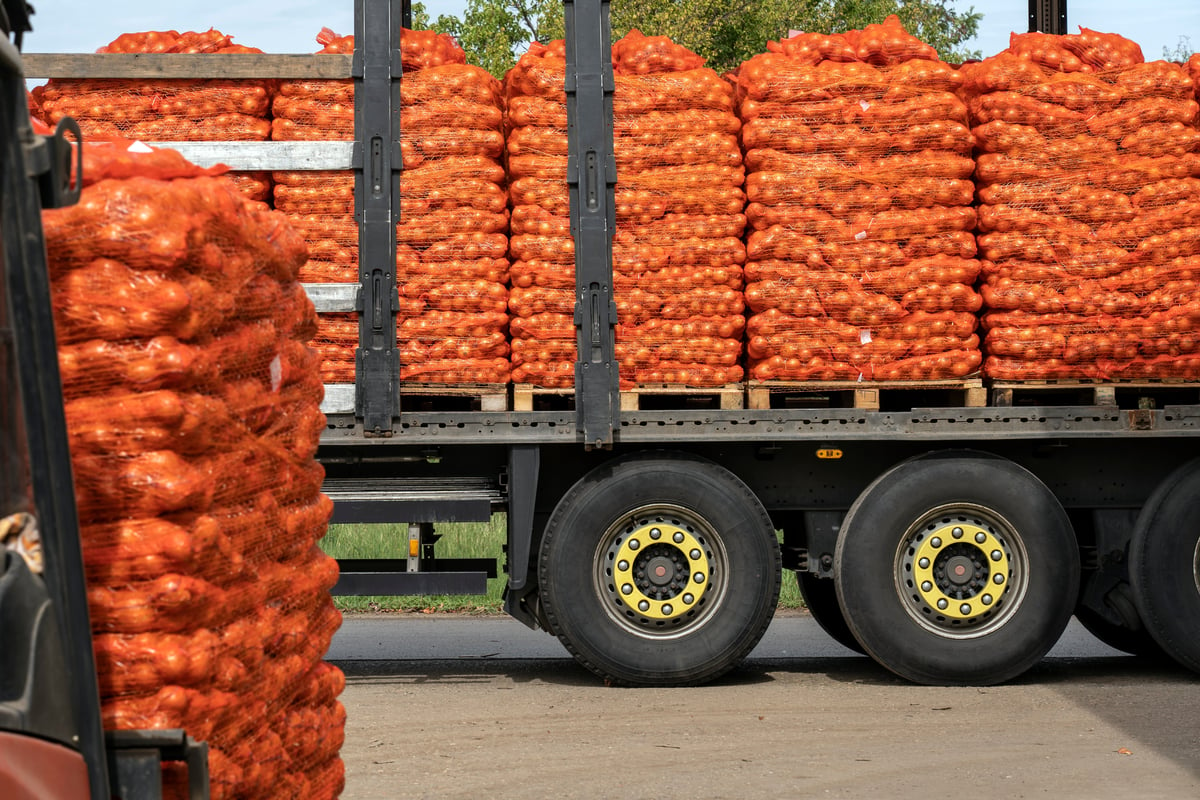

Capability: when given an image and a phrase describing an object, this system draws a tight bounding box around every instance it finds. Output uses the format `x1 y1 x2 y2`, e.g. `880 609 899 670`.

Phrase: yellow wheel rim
911 522 1010 620
611 522 711 621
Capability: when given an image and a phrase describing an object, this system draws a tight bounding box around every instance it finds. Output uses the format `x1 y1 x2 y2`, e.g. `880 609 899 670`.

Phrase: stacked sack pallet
505 31 746 388
610 32 746 387
735 16 983 382
967 30 1200 379
36 29 273 205
275 28 510 385
504 40 576 387
42 139 344 800
271 28 358 289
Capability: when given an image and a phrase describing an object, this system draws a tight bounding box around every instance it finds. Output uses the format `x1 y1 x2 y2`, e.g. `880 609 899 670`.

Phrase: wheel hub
909 522 1011 622
611 523 711 621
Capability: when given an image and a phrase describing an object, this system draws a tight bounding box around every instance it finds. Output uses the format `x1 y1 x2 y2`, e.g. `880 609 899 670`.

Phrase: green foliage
421 0 982 77
320 518 508 613
1162 35 1194 62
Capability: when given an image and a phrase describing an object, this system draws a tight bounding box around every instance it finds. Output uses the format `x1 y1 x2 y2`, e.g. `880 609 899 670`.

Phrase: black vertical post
564 0 619 449
354 0 402 435
1029 0 1068 34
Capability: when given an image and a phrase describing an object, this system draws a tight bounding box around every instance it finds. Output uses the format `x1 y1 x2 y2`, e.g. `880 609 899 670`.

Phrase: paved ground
328 613 1200 800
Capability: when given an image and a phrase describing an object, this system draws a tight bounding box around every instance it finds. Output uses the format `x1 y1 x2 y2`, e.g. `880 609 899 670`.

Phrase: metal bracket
105 729 209 800
25 117 81 209
1028 0 1068 35
564 0 620 450
353 0 403 435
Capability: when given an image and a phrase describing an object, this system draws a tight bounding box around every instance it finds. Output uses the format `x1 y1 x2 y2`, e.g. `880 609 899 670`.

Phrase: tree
420 0 982 77
1162 35 1194 62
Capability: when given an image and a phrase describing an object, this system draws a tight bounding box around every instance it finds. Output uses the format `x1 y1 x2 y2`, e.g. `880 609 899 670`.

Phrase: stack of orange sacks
505 32 746 388
275 28 510 385
271 28 358 289
36 29 273 204
736 16 983 381
42 140 345 800
968 30 1200 379
610 32 746 387
504 40 577 387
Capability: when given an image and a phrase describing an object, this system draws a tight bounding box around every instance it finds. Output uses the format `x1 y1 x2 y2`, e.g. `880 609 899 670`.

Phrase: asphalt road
325 613 1200 800
324 610 1124 664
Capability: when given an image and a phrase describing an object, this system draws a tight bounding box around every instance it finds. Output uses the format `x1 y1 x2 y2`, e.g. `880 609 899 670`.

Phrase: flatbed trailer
23 0 1200 688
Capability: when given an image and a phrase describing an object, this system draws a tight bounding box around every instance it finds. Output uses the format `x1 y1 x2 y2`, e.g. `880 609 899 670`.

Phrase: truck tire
796 571 864 654
1128 458 1200 674
834 453 1079 685
538 452 781 686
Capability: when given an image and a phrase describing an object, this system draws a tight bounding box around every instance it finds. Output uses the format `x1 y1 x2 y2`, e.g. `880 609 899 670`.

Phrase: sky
19 0 1200 63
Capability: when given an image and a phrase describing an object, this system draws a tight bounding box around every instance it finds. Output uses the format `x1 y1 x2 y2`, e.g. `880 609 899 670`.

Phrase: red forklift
0 1 207 796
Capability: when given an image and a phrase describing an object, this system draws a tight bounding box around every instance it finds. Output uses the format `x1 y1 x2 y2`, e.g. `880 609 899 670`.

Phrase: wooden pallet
991 380 1200 408
512 384 574 412
621 383 744 411
512 383 745 411
399 383 508 412
747 379 987 411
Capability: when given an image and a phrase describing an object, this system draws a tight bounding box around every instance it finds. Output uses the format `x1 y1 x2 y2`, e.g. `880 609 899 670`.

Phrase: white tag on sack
859 330 873 344
269 354 283 392
127 140 154 153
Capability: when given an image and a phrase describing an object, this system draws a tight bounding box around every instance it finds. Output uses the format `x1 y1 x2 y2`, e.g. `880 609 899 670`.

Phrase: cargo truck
21 0 1200 692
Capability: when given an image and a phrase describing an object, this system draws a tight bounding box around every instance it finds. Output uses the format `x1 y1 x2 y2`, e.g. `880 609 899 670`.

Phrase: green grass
320 516 508 613
320 516 804 613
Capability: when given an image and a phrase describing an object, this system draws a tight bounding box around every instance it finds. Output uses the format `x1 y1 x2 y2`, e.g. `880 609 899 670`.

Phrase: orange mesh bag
39 28 272 222
968 31 1200 380
42 140 345 800
42 26 273 131
277 30 510 386
503 42 575 386
736 19 982 381
612 28 705 74
609 35 747 388
271 29 358 289
505 33 747 388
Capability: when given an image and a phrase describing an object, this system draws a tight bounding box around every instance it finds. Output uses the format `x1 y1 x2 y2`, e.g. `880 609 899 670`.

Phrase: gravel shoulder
330 613 1200 799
